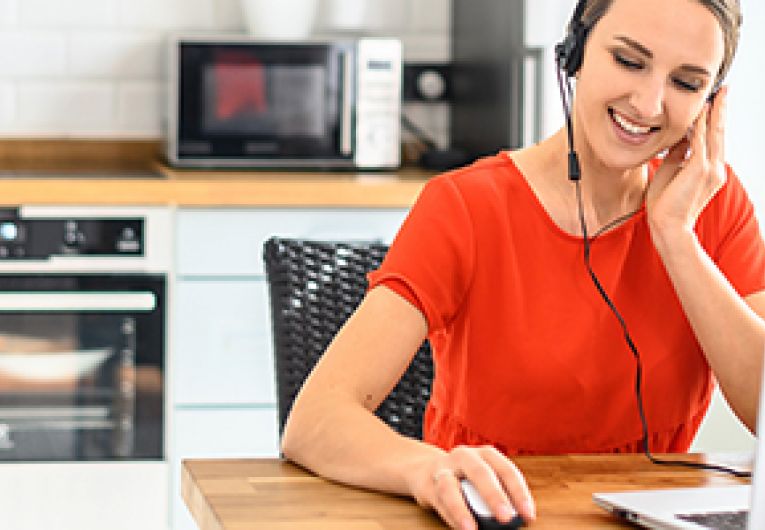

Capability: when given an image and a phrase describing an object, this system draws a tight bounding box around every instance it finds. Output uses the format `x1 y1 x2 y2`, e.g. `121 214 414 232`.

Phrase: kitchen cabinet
169 207 409 530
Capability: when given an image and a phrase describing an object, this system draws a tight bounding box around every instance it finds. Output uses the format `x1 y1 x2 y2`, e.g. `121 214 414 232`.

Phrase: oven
0 206 172 530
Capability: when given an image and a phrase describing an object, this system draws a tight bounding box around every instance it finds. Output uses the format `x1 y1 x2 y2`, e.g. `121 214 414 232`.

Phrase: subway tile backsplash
0 0 452 142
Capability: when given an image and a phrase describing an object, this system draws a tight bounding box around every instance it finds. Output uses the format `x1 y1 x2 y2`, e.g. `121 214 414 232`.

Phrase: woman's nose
628 80 665 120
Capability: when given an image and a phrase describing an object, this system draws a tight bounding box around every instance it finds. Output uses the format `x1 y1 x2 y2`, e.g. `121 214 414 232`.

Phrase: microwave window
202 63 327 137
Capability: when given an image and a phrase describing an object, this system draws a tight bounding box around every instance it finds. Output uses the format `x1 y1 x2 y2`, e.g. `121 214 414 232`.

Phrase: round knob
417 69 446 100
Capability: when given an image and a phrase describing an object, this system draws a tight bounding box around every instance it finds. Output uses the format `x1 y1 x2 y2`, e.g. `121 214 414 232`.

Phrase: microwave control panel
0 210 143 260
354 39 403 169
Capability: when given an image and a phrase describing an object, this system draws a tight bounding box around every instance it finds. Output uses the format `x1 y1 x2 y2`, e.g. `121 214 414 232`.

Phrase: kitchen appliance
164 36 402 170
0 206 171 530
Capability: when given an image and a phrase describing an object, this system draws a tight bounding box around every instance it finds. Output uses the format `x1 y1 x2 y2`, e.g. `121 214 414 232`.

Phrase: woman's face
574 0 726 171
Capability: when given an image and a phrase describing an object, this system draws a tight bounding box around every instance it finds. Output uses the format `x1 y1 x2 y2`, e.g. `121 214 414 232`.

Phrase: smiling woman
277 2 765 530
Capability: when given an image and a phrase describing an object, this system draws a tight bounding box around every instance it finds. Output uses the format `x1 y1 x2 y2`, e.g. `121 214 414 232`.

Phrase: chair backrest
263 237 434 440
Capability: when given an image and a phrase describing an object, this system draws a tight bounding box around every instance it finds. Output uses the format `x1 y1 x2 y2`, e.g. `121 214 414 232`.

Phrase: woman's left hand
645 86 728 241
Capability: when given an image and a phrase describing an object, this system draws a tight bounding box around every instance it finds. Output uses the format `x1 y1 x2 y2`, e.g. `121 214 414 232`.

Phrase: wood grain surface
0 140 431 207
181 454 751 530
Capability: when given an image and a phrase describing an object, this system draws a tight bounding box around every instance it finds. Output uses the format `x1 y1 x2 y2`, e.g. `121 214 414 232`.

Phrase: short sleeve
367 174 475 332
698 167 765 297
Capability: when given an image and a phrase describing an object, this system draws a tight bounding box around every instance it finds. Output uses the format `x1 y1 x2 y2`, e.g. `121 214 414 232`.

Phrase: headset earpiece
555 0 590 77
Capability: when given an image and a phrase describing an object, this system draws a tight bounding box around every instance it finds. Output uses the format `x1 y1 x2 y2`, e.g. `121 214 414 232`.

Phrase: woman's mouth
608 108 660 145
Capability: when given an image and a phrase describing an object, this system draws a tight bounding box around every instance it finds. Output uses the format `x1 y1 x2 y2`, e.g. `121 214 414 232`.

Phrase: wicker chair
263 237 434 440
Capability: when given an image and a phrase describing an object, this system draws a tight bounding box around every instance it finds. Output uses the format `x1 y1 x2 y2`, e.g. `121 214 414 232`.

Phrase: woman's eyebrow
615 35 653 57
613 35 712 77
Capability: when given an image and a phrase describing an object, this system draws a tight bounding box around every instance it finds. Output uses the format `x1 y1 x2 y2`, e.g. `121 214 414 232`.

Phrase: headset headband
555 0 591 77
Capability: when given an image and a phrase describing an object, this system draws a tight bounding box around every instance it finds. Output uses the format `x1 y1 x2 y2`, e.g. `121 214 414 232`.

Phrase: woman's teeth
611 110 653 135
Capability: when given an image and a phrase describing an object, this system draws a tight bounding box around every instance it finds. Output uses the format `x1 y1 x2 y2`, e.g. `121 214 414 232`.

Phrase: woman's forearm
282 393 446 501
651 227 765 431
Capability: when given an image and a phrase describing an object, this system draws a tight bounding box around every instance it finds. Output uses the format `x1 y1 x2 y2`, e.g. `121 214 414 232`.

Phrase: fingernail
498 503 514 521
524 500 537 520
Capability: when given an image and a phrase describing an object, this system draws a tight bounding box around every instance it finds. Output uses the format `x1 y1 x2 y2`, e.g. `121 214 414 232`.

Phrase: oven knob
64 231 86 248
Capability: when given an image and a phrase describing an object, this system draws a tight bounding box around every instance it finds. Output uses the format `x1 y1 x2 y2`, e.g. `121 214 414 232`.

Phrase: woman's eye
613 53 642 70
672 78 701 92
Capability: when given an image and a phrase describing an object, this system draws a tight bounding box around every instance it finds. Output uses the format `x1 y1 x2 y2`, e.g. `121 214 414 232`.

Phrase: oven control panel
0 210 143 259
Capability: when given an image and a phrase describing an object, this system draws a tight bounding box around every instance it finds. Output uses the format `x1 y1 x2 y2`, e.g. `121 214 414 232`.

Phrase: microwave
164 36 402 170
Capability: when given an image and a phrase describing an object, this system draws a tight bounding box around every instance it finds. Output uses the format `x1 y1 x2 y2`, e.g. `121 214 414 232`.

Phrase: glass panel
0 313 161 461
203 63 327 138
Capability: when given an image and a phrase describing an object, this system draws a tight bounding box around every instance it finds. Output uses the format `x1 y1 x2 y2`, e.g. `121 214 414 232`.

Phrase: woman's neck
541 128 648 231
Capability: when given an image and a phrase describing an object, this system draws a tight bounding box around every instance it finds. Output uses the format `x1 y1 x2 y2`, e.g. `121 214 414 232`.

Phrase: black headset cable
555 59 751 480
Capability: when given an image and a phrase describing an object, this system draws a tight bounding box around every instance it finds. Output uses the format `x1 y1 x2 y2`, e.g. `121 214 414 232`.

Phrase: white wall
0 0 451 139
725 0 765 211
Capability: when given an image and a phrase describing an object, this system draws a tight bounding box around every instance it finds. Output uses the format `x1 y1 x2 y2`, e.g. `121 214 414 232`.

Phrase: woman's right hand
410 445 537 530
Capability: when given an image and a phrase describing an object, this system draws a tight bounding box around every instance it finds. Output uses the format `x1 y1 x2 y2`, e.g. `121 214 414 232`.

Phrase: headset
553 0 747 479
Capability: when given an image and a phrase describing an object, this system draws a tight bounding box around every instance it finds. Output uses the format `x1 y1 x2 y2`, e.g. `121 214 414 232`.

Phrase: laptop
593 363 765 530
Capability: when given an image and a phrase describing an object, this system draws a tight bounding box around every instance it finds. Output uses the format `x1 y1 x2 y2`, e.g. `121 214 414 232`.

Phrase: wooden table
181 454 751 529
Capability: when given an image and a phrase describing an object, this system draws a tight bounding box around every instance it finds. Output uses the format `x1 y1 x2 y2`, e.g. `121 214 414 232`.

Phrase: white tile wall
0 0 451 139
117 81 162 136
0 32 67 77
19 0 117 28
16 81 114 135
0 82 15 131
0 0 18 26
69 33 162 79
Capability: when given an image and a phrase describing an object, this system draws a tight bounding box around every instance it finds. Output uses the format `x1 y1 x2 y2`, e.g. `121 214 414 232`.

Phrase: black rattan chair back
264 237 434 440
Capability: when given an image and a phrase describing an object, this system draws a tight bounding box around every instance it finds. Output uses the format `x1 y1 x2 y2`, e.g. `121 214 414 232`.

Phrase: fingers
431 468 475 530
430 446 537 530
688 103 709 165
707 85 727 165
482 446 536 521
663 135 690 166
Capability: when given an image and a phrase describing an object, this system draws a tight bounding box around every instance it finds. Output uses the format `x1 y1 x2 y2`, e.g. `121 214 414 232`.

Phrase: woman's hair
578 0 742 85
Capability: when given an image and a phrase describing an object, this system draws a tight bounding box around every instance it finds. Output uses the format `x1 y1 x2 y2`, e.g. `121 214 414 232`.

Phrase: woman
280 0 764 529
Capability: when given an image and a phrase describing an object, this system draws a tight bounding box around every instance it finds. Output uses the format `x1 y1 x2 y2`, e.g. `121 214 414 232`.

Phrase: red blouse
368 153 765 455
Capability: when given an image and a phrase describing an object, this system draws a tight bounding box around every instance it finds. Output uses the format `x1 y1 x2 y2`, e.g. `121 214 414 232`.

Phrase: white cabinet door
170 408 279 530
173 279 274 405
176 208 408 276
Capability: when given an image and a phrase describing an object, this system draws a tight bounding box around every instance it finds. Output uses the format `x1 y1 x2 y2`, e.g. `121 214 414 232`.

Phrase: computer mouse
460 479 527 529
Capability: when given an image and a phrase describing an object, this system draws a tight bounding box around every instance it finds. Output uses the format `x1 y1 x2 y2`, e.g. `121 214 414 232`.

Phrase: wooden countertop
0 139 432 208
181 454 752 530
0 164 431 208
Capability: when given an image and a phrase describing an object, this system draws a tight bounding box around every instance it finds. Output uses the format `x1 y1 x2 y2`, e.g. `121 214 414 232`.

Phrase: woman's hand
646 86 728 244
409 445 536 530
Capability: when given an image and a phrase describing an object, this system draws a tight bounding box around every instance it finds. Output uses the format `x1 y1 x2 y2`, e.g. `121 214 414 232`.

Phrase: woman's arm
647 88 764 431
649 230 765 432
281 285 536 529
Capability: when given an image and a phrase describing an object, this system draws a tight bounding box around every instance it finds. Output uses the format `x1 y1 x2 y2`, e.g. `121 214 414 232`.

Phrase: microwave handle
340 50 353 156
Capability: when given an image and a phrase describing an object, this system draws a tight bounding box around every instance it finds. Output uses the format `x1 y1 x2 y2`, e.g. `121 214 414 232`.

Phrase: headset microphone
555 0 589 182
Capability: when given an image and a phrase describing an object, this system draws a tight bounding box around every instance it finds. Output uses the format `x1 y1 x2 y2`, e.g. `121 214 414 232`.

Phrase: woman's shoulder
425 151 525 202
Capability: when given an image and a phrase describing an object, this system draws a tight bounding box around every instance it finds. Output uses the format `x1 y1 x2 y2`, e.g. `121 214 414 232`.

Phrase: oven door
0 274 164 461
174 40 355 167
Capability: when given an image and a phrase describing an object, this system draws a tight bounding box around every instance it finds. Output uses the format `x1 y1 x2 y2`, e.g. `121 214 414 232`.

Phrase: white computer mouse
460 479 526 529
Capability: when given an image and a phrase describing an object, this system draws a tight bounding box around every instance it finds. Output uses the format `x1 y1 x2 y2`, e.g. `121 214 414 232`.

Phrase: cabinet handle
0 292 156 312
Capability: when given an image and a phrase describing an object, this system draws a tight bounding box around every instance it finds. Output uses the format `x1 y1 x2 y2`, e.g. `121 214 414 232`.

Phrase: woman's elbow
280 409 305 461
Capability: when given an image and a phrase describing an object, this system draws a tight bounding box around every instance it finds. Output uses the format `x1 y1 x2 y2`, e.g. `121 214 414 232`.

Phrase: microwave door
176 41 352 166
